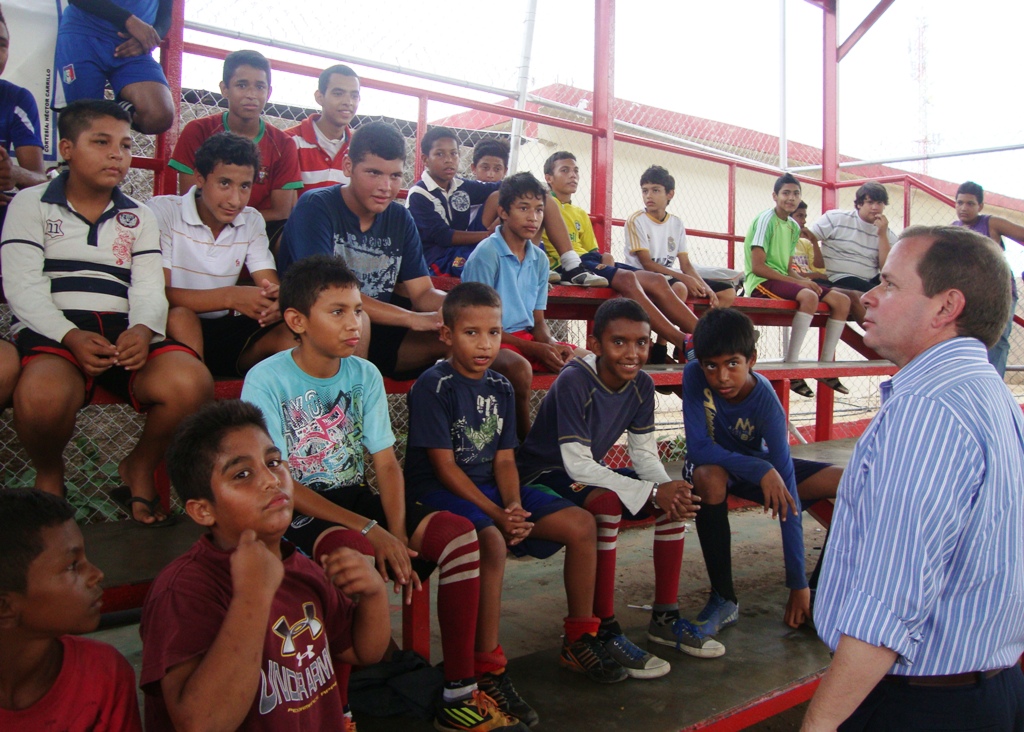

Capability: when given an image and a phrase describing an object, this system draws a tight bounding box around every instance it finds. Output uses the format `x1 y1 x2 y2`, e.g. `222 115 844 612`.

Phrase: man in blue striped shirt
804 226 1024 730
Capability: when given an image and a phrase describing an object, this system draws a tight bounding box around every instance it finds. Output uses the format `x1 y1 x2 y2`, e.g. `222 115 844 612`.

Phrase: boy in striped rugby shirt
0 99 212 525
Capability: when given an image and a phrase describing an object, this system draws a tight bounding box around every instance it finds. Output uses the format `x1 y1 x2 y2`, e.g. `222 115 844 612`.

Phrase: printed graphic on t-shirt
281 385 366 490
332 233 400 299
259 601 339 716
453 393 503 463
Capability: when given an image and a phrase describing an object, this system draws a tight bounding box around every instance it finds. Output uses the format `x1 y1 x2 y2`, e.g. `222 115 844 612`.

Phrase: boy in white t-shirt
148 132 295 376
623 166 736 309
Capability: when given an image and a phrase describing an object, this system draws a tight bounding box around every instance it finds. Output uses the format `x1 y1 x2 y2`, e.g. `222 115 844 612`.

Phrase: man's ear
283 307 307 335
185 498 216 527
934 288 966 330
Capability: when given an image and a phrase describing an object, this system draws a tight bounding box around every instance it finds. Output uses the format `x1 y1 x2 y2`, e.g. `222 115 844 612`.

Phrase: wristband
360 519 378 535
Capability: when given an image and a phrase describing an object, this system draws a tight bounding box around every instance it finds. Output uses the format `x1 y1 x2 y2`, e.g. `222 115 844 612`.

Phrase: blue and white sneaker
601 633 670 679
695 591 740 635
646 617 725 659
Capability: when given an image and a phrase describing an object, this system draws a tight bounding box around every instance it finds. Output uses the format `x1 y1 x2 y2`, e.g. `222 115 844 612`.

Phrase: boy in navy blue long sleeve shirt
682 309 841 633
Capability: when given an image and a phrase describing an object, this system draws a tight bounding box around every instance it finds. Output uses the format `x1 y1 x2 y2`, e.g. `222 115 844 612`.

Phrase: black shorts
612 262 736 292
831 274 880 293
200 314 277 377
15 311 197 412
285 483 438 580
366 295 433 380
682 457 832 504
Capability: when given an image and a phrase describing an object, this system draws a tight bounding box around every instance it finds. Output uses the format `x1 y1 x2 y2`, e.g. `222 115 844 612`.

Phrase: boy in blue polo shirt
682 308 840 634
462 172 583 373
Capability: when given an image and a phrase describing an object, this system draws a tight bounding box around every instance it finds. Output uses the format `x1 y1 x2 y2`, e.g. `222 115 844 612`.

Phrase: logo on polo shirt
257 165 269 184
45 219 64 238
116 212 140 229
450 190 470 213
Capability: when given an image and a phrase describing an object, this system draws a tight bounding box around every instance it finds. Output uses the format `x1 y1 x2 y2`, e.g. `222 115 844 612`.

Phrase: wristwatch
649 482 660 510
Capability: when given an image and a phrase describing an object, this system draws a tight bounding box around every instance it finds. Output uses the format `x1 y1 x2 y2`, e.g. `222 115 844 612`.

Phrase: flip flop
790 379 814 398
818 377 849 395
110 486 178 528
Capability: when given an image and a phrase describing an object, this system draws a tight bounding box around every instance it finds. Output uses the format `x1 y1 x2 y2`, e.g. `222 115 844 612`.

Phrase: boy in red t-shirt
169 50 302 244
0 489 142 731
140 400 390 732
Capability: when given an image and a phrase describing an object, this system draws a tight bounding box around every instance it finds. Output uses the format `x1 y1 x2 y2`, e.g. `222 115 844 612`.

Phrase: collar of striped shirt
41 170 137 211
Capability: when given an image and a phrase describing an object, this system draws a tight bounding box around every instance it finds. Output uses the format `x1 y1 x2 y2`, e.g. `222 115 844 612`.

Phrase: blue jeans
988 295 1017 378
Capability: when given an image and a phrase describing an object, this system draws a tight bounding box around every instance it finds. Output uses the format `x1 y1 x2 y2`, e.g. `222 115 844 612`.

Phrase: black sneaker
561 265 608 287
434 690 530 732
479 671 539 727
559 632 628 683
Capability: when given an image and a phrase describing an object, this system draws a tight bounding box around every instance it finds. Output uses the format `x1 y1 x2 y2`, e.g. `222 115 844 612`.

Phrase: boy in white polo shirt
148 132 295 376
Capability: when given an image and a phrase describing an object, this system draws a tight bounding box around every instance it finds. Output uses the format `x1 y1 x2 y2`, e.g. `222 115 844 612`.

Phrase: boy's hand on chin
231 529 284 600
321 547 387 599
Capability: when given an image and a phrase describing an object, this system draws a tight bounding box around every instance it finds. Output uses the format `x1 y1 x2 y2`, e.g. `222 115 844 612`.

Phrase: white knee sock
786 311 813 362
820 318 846 362
559 250 582 271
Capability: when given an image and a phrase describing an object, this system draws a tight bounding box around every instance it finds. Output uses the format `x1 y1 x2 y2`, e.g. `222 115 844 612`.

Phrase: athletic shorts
285 483 438 580
200 314 276 377
526 467 653 522
55 32 168 105
613 262 735 293
830 274 880 293
501 330 577 372
418 482 575 559
15 311 196 412
682 457 831 505
753 279 831 301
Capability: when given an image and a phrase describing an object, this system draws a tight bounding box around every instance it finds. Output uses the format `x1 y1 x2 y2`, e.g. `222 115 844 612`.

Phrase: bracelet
649 482 660 509
360 519 378 536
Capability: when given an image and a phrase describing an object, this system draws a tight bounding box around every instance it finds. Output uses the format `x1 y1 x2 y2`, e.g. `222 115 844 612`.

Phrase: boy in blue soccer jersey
406 281 620 712
0 7 46 197
0 99 212 525
682 308 840 633
54 0 175 134
242 256 530 732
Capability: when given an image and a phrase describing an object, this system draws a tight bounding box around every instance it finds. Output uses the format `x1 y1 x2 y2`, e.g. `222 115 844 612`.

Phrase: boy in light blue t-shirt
241 255 529 732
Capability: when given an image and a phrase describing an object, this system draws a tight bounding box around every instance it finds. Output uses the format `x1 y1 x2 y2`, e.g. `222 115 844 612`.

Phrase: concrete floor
92 504 832 731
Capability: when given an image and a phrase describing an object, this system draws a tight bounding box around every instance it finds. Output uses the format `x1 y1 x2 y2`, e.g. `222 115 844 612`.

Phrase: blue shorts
526 467 652 522
683 457 831 505
55 32 168 105
417 483 575 559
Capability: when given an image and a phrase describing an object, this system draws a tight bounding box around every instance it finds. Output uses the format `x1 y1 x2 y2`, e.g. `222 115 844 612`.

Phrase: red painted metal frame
837 0 896 61
821 0 839 212
591 0 615 250
682 673 824 731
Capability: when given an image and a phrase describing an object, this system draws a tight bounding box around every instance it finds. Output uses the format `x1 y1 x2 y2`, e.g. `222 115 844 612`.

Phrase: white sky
181 0 1024 202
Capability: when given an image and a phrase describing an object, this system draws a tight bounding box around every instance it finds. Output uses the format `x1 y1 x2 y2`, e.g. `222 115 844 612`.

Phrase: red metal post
903 180 912 228
837 0 896 61
414 95 428 181
821 0 839 212
727 163 737 269
814 329 834 442
591 0 615 251
154 0 185 196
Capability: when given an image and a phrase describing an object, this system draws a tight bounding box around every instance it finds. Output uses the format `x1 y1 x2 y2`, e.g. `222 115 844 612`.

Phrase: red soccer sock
313 526 375 560
418 512 480 682
586 491 622 620
563 616 601 644
474 644 508 677
653 513 685 605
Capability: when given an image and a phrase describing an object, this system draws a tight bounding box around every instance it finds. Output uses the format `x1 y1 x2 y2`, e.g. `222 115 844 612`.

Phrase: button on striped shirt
815 337 1024 675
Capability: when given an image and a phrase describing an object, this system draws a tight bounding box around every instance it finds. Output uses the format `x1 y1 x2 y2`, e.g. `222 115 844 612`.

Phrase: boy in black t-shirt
407 282 622 709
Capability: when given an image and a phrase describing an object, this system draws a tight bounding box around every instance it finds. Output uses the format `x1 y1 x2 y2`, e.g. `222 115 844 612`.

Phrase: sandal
790 379 814 398
819 377 849 395
110 486 178 528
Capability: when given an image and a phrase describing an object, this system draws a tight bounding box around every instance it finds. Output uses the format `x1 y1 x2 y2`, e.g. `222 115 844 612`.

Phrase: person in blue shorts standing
54 0 174 134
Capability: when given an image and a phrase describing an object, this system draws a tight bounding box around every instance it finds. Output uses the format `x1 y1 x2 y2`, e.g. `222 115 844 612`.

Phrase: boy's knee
478 526 507 563
613 271 641 296
796 289 819 311
671 281 689 300
692 465 728 503
493 349 531 390
565 507 597 544
15 362 82 419
147 354 214 406
313 526 375 559
133 97 175 135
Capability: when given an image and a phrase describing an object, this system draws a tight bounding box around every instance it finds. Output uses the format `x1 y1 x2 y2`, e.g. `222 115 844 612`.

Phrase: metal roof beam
837 0 896 61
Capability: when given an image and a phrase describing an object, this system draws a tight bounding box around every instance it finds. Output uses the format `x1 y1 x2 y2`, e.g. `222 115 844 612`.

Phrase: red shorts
501 331 576 372
753 279 831 301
